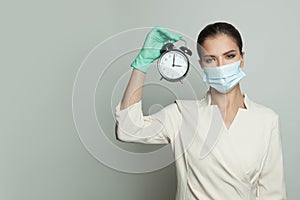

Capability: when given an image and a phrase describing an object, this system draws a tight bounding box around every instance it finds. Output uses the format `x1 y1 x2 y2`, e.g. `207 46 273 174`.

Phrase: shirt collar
204 90 250 110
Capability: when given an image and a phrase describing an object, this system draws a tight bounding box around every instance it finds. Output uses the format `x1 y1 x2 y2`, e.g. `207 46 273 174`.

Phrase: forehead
201 34 239 56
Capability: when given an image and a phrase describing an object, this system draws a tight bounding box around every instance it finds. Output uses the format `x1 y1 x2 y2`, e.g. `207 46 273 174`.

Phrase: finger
155 26 182 41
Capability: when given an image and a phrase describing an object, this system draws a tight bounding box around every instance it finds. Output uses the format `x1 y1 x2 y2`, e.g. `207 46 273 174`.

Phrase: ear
240 51 245 68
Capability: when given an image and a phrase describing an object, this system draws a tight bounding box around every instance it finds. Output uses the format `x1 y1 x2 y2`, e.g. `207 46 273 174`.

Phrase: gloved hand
131 26 182 73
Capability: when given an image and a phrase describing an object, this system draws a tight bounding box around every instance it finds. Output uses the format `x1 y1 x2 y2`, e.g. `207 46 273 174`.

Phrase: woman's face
199 34 244 68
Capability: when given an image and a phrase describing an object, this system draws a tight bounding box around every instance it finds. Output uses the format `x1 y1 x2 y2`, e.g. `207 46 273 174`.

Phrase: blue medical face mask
202 60 246 93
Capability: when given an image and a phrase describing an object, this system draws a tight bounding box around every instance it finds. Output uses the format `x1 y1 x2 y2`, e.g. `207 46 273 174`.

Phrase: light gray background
1 0 299 199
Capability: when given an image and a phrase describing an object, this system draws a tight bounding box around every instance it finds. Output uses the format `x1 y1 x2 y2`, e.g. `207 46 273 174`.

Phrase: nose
216 58 224 67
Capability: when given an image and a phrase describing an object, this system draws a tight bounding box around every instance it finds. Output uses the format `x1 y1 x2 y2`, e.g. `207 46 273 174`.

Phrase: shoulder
173 97 210 119
175 97 208 110
248 97 279 123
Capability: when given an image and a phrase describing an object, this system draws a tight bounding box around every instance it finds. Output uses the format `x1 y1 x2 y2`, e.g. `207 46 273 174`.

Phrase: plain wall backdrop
1 0 299 199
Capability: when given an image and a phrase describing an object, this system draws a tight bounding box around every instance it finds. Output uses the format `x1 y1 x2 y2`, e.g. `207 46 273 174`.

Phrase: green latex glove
131 26 182 73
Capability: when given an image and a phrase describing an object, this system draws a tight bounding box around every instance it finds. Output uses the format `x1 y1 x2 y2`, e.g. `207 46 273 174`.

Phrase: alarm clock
157 39 192 83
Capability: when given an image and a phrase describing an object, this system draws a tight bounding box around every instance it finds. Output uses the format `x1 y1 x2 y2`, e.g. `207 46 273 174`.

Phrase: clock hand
172 54 175 67
173 65 182 67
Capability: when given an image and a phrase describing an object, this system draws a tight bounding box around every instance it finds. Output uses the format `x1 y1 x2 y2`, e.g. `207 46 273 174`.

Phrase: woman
115 22 287 199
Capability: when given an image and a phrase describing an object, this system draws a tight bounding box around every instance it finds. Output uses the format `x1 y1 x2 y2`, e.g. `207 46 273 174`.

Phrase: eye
226 54 236 59
204 57 214 63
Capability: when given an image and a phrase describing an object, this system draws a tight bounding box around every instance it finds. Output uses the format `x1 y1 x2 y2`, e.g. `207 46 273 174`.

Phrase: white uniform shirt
115 92 287 200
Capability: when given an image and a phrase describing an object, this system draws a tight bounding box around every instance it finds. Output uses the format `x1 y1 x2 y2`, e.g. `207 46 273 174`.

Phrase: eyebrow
203 50 237 57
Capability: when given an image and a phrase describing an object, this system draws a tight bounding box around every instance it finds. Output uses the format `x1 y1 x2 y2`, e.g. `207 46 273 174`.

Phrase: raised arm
120 69 145 110
120 26 182 110
115 26 183 144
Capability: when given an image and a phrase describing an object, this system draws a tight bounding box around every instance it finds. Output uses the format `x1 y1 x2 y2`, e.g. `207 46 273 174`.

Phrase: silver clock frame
157 49 190 83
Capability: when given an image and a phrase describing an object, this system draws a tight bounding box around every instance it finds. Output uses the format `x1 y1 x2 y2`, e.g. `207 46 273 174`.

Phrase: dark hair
197 22 243 57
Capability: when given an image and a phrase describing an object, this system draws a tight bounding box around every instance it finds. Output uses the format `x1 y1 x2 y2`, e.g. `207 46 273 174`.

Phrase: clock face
157 50 189 81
